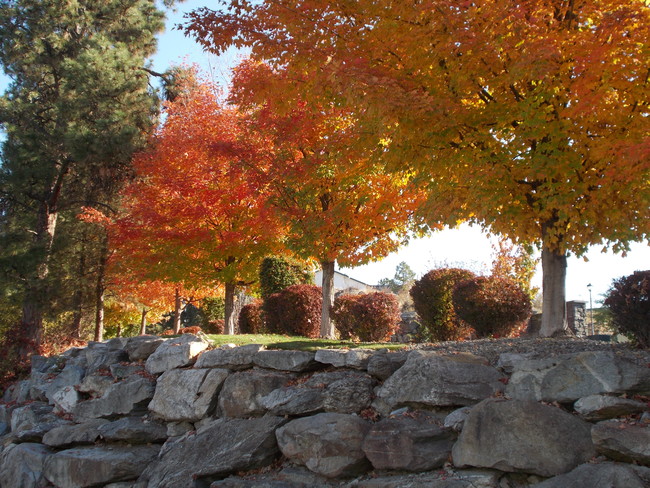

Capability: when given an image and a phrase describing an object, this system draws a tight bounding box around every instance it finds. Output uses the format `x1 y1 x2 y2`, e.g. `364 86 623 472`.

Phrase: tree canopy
186 0 650 336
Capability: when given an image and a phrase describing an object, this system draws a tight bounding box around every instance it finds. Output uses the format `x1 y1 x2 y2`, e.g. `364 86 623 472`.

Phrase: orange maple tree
186 0 650 336
100 74 284 334
232 61 428 337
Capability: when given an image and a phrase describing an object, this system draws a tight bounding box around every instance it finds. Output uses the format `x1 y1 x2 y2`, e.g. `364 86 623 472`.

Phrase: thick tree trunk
140 308 148 336
93 237 108 342
173 287 182 334
320 260 336 338
539 247 569 337
224 282 237 335
20 203 58 356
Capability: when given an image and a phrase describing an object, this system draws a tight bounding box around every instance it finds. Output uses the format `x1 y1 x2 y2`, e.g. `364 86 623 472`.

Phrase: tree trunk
539 247 569 337
140 308 148 335
71 240 87 339
173 287 182 334
320 260 336 338
224 281 237 335
20 202 58 356
93 236 108 342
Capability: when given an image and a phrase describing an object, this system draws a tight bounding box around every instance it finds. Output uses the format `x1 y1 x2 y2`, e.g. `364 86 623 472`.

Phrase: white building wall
313 270 374 292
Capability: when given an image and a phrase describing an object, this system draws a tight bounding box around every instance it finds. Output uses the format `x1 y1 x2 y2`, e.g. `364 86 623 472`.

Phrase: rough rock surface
138 416 286 488
530 462 650 488
218 368 295 418
195 344 265 369
591 420 650 466
362 413 456 471
42 419 109 447
574 394 648 421
73 376 155 420
506 351 650 402
375 351 506 412
276 412 371 478
43 445 160 488
261 370 375 416
0 443 52 488
253 350 317 372
148 368 228 421
97 417 168 444
145 334 209 374
452 398 596 477
124 335 164 361
314 349 373 369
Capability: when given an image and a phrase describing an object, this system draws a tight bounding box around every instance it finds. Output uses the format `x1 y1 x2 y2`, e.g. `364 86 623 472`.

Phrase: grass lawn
204 334 407 351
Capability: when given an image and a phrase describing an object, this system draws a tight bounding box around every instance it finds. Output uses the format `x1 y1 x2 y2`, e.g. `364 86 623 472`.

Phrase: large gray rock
362 413 456 471
145 334 209 374
51 385 81 414
10 402 56 432
3 379 32 403
85 346 129 375
73 375 155 420
76 372 115 397
195 344 265 369
218 368 295 418
314 349 373 369
507 351 650 403
138 416 286 488
254 350 317 372
531 462 650 488
44 363 85 403
354 469 501 488
110 362 146 380
367 350 408 380
98 417 168 444
125 335 164 361
375 351 506 413
276 412 371 478
261 371 375 416
42 419 109 447
452 398 596 477
574 394 648 421
149 368 228 421
0 443 52 488
591 420 650 466
43 445 160 488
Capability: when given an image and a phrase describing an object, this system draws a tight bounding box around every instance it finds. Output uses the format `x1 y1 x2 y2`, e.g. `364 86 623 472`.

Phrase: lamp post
587 283 595 335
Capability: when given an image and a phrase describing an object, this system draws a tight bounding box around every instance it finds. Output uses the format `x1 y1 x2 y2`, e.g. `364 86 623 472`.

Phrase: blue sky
2 0 648 304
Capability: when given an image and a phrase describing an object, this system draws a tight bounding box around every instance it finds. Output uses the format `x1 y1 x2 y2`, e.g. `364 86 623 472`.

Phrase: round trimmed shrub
604 270 650 347
264 284 322 338
332 292 401 342
453 276 532 338
410 268 476 342
238 300 266 334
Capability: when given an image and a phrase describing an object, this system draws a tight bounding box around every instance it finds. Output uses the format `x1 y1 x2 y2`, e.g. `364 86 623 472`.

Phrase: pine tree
0 0 167 353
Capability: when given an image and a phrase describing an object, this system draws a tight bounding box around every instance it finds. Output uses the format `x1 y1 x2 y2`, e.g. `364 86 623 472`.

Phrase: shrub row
410 268 532 341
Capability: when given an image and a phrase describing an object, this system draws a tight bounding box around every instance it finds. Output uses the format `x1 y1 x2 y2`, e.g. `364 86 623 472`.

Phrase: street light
587 283 595 335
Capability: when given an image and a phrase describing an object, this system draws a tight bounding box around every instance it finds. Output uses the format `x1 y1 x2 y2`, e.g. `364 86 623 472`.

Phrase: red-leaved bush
332 292 401 342
604 270 650 347
453 276 532 338
238 300 266 334
410 268 476 341
264 284 322 338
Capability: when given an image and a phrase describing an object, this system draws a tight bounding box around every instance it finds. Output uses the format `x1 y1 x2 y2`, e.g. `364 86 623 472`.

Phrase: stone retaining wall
1 334 649 488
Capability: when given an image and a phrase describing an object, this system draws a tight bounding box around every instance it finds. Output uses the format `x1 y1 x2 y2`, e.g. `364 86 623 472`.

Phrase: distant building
313 270 375 293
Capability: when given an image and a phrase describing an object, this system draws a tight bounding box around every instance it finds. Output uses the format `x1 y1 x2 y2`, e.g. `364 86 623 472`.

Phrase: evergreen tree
0 0 167 353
